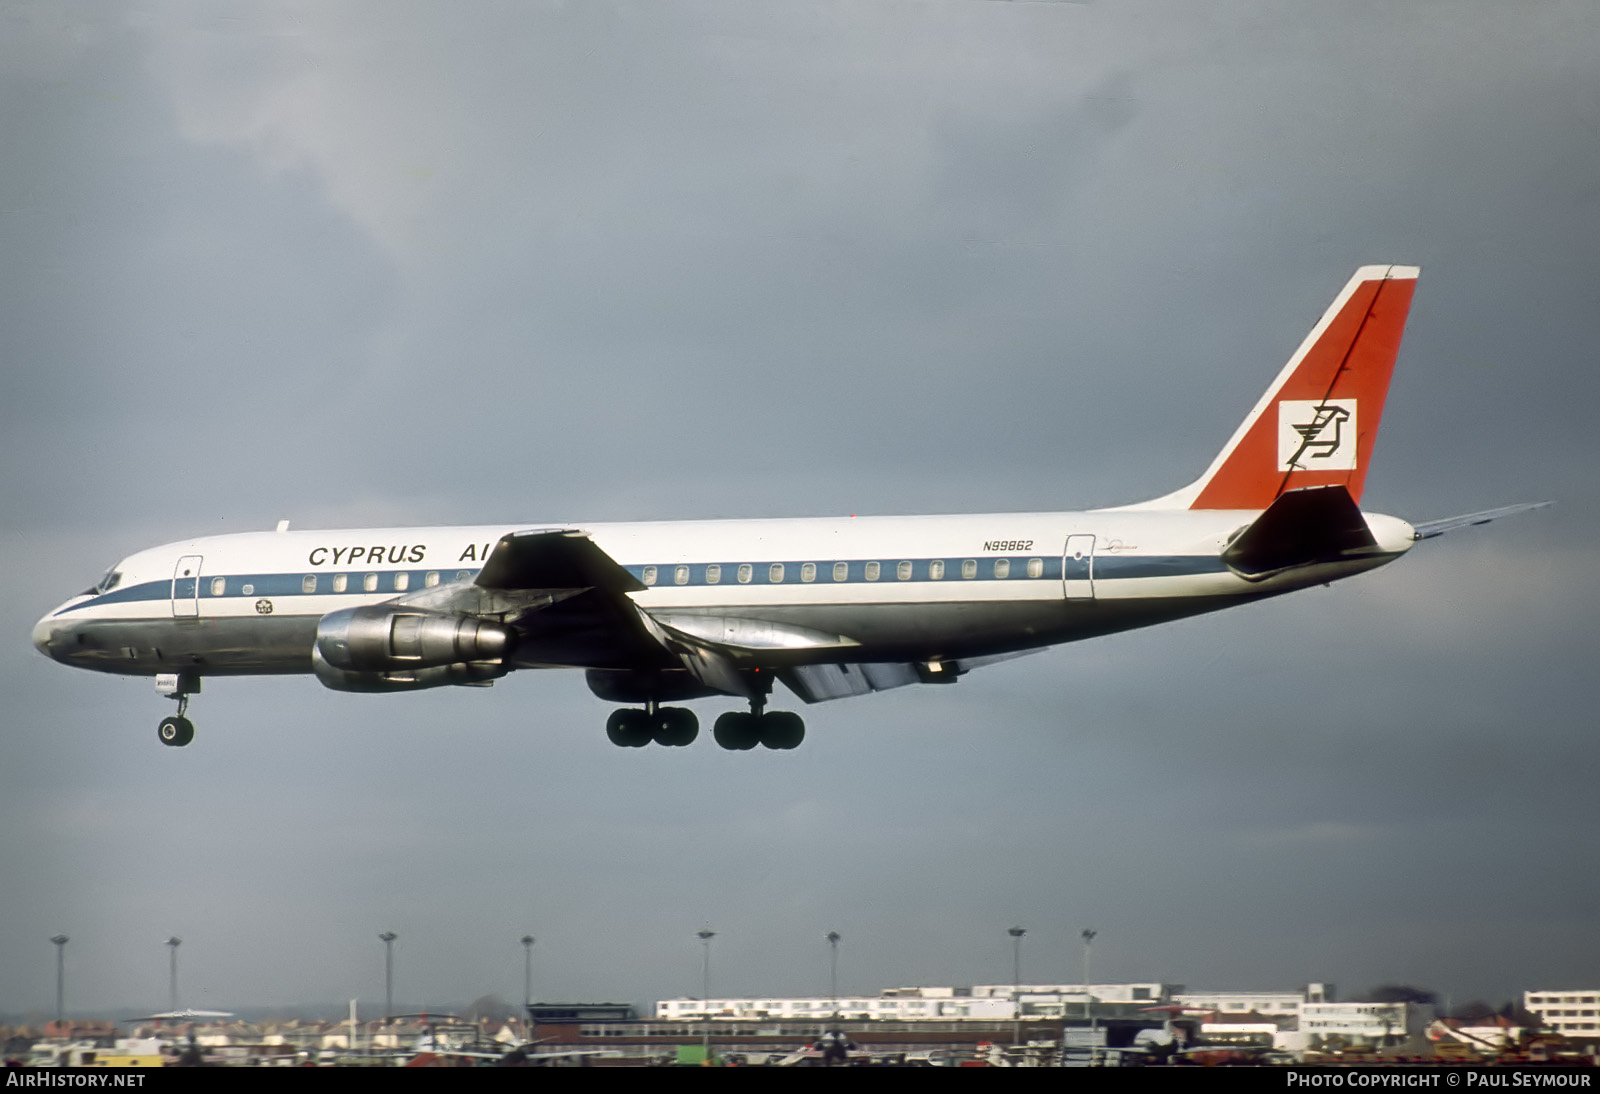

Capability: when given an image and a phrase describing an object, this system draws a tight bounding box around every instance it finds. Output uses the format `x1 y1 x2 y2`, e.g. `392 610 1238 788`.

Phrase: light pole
521 935 535 1004
165 937 181 1013
51 935 68 1025
1080 928 1097 1062
1008 926 1026 1044
697 929 715 1060
378 931 397 1024
826 932 841 1019
521 935 535 1031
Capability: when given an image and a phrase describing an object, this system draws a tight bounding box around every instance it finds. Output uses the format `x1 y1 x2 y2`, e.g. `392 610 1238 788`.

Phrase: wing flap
780 649 1046 705
646 613 860 654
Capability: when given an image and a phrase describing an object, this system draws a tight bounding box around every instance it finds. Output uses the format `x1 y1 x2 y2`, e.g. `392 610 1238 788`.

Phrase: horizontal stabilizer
1413 501 1551 540
1222 485 1376 579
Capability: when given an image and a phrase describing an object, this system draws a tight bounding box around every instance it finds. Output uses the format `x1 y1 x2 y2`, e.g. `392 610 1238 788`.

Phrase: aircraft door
172 555 202 618
1063 535 1095 601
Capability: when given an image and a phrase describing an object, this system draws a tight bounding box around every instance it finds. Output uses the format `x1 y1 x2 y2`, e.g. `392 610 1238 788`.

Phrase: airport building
656 982 1174 1021
1523 990 1600 1048
1173 982 1335 1019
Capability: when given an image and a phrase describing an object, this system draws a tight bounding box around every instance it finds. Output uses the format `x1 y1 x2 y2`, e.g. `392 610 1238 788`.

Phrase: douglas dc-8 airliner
32 266 1544 750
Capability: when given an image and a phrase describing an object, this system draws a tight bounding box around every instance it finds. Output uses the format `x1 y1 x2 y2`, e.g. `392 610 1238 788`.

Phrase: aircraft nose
31 613 57 659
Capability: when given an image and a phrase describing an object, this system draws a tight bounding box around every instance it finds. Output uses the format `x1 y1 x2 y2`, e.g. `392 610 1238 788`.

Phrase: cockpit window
83 569 122 596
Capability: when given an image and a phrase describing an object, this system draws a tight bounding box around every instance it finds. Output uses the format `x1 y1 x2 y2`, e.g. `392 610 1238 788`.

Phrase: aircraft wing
394 529 668 669
1412 501 1551 539
474 528 646 593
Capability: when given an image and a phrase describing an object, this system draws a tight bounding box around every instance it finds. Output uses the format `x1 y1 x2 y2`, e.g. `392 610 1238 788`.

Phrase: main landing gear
155 673 198 748
606 703 699 748
603 700 807 750
713 709 804 751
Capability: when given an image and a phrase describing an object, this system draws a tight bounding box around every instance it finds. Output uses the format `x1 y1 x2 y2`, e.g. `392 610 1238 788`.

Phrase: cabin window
457 570 472 581
738 564 753 584
394 572 409 591
865 561 881 581
211 577 226 597
801 562 816 583
961 559 977 579
241 583 255 596
1027 557 1043 578
897 561 912 581
994 558 1011 579
333 574 348 593
302 575 317 594
769 563 784 583
642 566 657 586
363 573 378 592
425 571 440 587
833 562 848 582
930 560 945 580
706 564 721 584
675 565 690 586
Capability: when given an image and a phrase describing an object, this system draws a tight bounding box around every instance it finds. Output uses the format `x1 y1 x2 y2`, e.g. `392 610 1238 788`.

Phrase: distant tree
1454 1000 1496 1023
1357 984 1437 1006
1500 1001 1542 1028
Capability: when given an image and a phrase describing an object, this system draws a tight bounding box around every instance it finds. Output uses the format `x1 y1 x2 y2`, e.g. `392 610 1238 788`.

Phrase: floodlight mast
165 937 181 1014
51 935 68 1024
378 932 397 1023
1008 926 1026 1044
697 929 715 1059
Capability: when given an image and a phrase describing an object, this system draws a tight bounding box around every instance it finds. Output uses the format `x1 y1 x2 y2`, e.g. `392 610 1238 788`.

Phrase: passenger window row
206 570 479 597
638 558 1048 586
201 557 1049 597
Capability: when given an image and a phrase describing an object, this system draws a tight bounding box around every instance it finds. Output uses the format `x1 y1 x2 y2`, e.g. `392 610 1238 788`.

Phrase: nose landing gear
158 713 194 747
155 673 199 748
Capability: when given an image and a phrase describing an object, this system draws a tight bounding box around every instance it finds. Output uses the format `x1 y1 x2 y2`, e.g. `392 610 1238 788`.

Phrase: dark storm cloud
3 0 1597 1016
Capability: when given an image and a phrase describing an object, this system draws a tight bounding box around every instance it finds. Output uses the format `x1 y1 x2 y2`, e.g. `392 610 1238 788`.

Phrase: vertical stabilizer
1129 265 1419 511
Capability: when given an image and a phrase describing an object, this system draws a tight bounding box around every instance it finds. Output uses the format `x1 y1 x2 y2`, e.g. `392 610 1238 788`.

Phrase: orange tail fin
1143 265 1419 511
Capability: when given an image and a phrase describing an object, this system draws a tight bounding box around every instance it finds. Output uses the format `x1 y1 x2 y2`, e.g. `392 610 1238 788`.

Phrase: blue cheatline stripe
624 555 1232 587
1097 556 1231 579
626 557 1072 587
54 569 482 616
53 554 1235 616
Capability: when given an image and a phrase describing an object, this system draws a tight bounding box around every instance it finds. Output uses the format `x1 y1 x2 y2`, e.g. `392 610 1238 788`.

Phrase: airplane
31 265 1545 751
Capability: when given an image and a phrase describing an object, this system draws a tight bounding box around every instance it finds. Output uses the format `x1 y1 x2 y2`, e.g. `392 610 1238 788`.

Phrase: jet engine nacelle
315 605 512 673
311 646 508 693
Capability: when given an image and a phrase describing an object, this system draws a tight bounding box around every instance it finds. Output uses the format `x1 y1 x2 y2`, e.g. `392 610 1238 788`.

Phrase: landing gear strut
155 673 199 748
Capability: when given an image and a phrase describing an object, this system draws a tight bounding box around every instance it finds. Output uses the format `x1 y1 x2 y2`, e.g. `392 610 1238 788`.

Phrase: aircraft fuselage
33 508 1415 680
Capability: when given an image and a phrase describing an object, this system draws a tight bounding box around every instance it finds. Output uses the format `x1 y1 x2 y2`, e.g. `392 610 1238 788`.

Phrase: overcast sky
3 0 1596 1020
